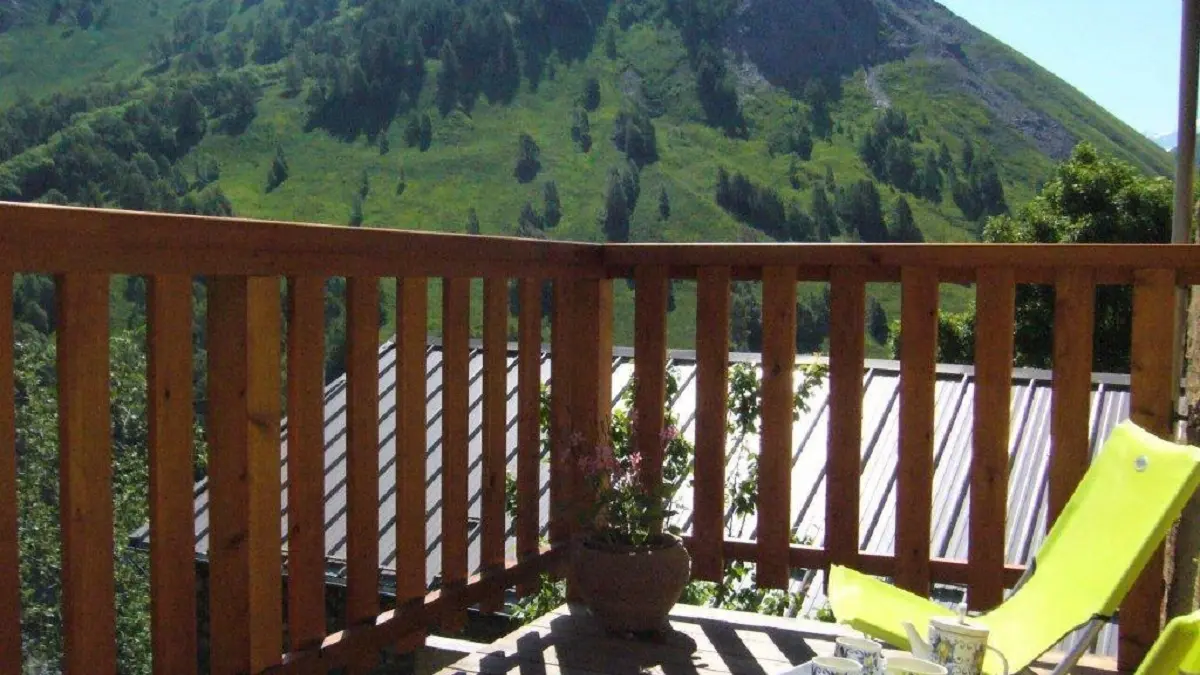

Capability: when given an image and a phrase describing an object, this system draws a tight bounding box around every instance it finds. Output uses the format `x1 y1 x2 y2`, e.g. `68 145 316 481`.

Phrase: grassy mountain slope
0 0 1174 353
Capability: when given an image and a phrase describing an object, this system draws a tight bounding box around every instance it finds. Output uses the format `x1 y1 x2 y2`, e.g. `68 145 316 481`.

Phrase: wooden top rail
7 203 1200 283
604 242 1200 283
0 203 603 278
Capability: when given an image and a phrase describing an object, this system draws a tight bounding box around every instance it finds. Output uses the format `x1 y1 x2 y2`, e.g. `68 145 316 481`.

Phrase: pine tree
436 39 460 116
419 113 432 151
658 187 670 220
466 208 481 235
888 196 922 242
378 134 390 156
581 77 601 111
349 195 364 227
867 299 890 345
543 181 562 228
265 145 289 193
605 26 617 59
811 186 838 240
518 201 542 235
599 168 630 242
395 168 407 196
358 169 370 200
514 132 541 183
283 57 303 97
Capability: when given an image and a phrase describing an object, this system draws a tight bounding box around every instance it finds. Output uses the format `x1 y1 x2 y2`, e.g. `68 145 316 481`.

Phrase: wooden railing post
634 267 670 508
395 278 429 608
759 266 796 590
0 274 16 675
480 277 509 613
1121 269 1178 671
897 267 938 597
827 267 866 571
285 276 326 652
692 267 731 582
57 273 117 675
516 278 543 595
148 275 198 675
345 276 380 671
206 276 283 675
1049 269 1095 525
969 268 1015 611
440 276 470 632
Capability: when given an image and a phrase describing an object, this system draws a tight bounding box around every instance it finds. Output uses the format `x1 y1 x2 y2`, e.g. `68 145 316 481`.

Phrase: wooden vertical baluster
148 275 197 675
441 277 470 631
549 280 570 545
207 276 283 675
395 278 428 607
346 276 380 647
969 268 1015 611
285 277 326 652
516 278 541 595
1049 268 1095 525
827 267 865 571
1120 269 1176 671
634 267 669 512
480 278 507 613
692 267 730 582
759 266 796 590
57 273 116 674
569 278 610 531
0 274 16 675
896 267 937 597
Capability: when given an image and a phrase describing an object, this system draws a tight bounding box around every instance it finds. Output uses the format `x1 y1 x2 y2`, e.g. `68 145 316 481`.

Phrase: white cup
812 656 865 675
886 656 949 675
834 636 884 675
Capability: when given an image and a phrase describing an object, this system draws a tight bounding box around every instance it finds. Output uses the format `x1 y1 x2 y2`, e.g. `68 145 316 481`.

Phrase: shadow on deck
437 604 1122 675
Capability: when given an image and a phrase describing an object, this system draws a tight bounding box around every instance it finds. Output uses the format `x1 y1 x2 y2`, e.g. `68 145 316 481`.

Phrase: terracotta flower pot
572 533 692 633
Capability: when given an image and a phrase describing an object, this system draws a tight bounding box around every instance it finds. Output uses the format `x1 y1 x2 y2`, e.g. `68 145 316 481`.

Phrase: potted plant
565 398 694 635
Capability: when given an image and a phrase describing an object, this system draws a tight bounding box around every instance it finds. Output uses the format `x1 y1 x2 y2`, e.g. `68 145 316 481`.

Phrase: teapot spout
900 621 932 660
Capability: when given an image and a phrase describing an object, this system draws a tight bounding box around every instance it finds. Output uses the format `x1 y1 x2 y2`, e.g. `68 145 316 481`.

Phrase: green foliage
580 76 601 111
658 187 670 220
600 166 633 242
15 328 208 672
570 108 592 152
887 196 922 243
715 167 816 242
836 180 885 242
466 207 481 234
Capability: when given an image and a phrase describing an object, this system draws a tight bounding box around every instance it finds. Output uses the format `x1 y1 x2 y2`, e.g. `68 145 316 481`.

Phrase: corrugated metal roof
144 341 1133 655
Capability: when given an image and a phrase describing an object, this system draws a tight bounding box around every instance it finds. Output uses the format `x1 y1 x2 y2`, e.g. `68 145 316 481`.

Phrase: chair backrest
983 422 1200 664
1135 610 1200 675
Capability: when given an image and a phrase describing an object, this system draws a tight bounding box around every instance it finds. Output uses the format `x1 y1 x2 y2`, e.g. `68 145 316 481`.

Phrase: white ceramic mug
812 656 865 675
834 636 885 675
926 618 1008 675
886 656 949 675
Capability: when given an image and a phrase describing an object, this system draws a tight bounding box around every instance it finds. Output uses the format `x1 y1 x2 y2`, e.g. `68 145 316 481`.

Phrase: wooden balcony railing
1 202 1198 674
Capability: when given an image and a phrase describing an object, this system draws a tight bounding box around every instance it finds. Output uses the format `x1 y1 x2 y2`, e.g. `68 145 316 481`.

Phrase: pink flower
628 451 642 474
660 426 679 443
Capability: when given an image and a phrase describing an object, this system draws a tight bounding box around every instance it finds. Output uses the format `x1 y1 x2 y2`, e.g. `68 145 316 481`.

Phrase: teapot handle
985 645 1010 675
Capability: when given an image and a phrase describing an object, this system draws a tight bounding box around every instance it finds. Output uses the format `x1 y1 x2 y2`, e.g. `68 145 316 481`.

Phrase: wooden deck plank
759 266 796 590
148 274 198 675
346 276 380 656
434 604 1122 675
692 267 730 582
969 268 1014 612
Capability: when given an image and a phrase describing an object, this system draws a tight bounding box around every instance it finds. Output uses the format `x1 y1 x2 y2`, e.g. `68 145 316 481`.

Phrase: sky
936 0 1184 137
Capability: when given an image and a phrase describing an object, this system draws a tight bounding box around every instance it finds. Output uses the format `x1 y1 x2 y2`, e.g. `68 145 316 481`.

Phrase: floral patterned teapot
901 608 1009 675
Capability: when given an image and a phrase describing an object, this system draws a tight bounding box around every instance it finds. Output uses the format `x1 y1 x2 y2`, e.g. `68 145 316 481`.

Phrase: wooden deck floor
436 604 1122 675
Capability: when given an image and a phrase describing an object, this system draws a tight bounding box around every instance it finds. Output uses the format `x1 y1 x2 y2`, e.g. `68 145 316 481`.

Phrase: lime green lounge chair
1135 610 1200 675
828 421 1200 675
